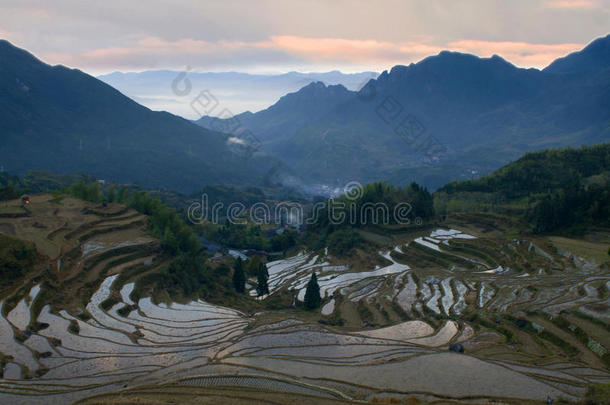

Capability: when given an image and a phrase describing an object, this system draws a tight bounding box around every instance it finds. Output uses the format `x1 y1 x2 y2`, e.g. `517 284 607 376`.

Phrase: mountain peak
0 39 272 192
302 81 327 89
290 81 350 97
0 39 41 64
544 33 610 74
375 50 521 88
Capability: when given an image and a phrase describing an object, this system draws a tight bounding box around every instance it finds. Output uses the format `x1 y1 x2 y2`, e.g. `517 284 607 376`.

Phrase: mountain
196 81 355 144
544 34 610 74
97 70 377 119
440 143 610 198
437 143 610 233
196 35 610 190
0 39 276 192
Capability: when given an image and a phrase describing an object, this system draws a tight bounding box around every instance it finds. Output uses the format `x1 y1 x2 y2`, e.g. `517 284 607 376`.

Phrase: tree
118 186 129 203
304 272 321 309
327 228 361 255
86 182 102 203
232 257 246 293
107 185 116 203
246 255 261 277
256 264 269 297
259 262 269 279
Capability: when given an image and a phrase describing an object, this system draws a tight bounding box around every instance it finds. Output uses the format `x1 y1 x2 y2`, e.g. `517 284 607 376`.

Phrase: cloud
43 35 440 72
448 40 584 68
42 37 285 72
269 36 444 65
545 0 598 9
0 28 21 43
39 34 587 74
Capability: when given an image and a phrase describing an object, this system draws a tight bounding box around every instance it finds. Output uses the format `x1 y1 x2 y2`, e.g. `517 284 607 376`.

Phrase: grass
538 330 579 357
356 300 374 325
582 382 610 405
68 320 80 335
77 384 355 404
572 311 610 333
549 236 610 264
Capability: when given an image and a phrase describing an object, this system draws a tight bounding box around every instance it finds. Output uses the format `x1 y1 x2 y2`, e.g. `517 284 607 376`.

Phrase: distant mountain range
1 35 609 194
196 34 610 190
97 70 378 119
0 40 279 192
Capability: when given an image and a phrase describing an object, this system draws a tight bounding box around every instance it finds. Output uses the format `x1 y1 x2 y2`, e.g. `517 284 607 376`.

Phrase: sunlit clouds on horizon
0 0 608 75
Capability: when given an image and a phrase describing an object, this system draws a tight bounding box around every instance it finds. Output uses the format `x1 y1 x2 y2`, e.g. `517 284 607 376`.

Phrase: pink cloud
0 28 21 42
448 40 584 68
40 35 586 73
545 0 598 9
268 35 443 66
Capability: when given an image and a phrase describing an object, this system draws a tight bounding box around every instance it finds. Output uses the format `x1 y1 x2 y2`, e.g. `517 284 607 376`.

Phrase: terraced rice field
1 199 609 403
2 272 605 404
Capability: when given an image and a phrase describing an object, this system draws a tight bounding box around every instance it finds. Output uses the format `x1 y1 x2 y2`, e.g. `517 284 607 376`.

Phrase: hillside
0 194 164 315
440 144 610 197
436 144 610 233
0 40 276 193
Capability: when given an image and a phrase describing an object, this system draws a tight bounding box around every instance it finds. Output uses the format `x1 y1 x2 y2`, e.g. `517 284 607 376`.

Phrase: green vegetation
67 180 103 203
68 320 80 335
211 222 298 252
0 171 95 201
440 144 609 198
256 264 270 297
304 272 321 309
0 234 37 283
308 181 433 255
437 144 610 234
528 184 609 233
190 185 266 214
65 181 211 299
326 228 362 255
100 297 119 311
537 330 579 357
313 182 434 230
212 223 267 250
0 172 21 201
246 255 262 277
232 258 246 293
582 382 610 405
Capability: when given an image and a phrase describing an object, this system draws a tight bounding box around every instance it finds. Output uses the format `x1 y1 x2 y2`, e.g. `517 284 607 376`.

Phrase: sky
1 0 609 76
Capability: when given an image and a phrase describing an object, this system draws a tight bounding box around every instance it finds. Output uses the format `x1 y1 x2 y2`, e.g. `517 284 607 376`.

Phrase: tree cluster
0 234 37 282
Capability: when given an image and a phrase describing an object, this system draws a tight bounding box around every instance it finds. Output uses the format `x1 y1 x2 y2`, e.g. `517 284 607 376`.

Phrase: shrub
327 228 361 255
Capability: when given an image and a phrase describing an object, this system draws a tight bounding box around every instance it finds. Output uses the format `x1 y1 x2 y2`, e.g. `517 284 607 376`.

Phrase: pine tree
256 264 269 297
233 257 246 293
259 262 269 279
304 272 321 309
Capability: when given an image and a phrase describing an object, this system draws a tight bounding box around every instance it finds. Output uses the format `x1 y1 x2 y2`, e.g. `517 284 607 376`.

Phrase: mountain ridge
0 39 277 193
195 35 610 189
